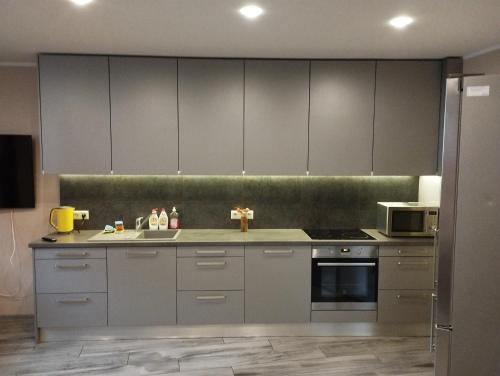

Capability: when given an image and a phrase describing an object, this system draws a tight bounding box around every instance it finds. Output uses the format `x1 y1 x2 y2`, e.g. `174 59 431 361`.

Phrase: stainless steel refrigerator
432 74 500 376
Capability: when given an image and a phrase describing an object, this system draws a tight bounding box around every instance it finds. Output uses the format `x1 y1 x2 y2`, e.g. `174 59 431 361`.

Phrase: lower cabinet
245 245 311 323
177 291 244 325
378 290 433 323
107 247 177 326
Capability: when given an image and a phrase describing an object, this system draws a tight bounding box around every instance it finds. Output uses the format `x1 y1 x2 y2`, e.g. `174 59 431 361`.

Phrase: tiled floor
0 317 434 375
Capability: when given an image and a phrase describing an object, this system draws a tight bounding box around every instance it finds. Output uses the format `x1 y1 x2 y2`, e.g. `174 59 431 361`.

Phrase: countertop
29 228 434 248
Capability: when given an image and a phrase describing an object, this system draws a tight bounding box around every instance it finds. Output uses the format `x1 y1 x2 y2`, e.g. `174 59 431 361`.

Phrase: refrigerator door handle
430 293 438 352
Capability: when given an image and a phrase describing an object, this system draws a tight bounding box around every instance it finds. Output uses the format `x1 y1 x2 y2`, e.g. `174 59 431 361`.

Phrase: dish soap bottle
158 208 169 231
149 208 159 230
169 207 180 229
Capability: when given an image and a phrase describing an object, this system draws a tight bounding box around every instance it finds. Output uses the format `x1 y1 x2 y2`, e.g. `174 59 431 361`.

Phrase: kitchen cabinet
107 247 177 326
177 291 244 325
39 55 111 174
309 61 376 175
179 59 244 175
244 60 310 175
373 60 442 175
245 245 311 323
109 57 178 174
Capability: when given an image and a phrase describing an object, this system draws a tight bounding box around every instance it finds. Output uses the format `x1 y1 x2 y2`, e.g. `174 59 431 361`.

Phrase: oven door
311 258 378 310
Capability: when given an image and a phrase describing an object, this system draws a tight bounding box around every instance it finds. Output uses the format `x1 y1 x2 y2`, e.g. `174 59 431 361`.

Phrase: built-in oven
311 246 378 311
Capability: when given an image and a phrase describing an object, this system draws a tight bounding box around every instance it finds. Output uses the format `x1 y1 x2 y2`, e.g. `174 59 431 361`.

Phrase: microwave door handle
317 262 376 267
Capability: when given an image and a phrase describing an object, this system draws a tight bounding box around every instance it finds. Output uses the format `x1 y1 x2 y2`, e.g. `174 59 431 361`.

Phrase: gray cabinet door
309 61 376 175
39 55 111 174
373 61 442 175
244 60 309 175
245 246 311 323
107 247 176 326
109 57 178 174
179 59 244 175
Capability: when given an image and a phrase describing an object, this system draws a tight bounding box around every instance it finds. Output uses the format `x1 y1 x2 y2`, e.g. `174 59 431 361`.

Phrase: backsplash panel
60 176 418 230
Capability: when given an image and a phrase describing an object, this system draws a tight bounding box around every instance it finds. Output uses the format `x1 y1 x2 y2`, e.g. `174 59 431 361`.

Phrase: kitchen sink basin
88 229 181 242
135 229 180 240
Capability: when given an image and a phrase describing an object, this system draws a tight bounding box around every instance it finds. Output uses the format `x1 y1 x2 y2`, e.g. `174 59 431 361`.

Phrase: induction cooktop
303 229 375 240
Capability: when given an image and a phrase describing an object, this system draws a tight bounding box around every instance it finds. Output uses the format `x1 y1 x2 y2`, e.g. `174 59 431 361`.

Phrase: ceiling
1 0 499 63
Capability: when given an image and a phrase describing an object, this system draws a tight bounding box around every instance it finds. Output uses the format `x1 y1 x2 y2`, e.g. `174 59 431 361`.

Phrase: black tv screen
0 135 35 208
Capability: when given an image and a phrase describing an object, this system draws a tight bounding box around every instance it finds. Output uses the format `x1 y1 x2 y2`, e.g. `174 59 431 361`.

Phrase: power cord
0 210 29 300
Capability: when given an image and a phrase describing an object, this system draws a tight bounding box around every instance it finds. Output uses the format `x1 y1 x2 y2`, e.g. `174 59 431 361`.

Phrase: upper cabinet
309 61 376 175
373 61 442 175
109 57 178 175
178 59 244 175
244 60 310 175
39 55 111 174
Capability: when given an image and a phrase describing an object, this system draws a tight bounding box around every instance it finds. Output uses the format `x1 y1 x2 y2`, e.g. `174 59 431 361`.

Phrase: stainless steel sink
88 229 181 242
135 229 180 240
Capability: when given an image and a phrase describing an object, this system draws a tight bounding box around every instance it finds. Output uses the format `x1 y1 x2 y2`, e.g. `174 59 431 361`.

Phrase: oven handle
316 262 376 267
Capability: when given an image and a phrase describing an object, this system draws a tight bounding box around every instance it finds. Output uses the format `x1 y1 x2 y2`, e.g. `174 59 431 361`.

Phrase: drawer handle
54 263 88 270
396 294 429 300
126 251 158 257
55 252 89 258
263 250 294 255
196 261 227 267
57 297 89 304
318 262 376 267
195 295 226 301
195 250 227 256
397 261 430 266
397 249 429 255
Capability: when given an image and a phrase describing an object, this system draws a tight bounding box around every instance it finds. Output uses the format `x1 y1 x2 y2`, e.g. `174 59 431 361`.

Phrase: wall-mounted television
0 135 35 208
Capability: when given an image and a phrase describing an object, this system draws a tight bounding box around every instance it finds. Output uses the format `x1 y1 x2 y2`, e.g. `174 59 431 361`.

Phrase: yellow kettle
49 206 74 233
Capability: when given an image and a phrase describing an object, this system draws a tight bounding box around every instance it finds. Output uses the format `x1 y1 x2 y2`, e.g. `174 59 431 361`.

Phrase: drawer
35 248 106 260
177 246 244 258
177 290 243 325
377 290 433 323
177 257 244 291
36 293 107 327
379 257 434 290
379 245 434 257
35 259 107 293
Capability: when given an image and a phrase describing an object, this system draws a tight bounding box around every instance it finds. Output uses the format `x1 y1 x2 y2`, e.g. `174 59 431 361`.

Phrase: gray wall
60 176 418 230
464 48 500 75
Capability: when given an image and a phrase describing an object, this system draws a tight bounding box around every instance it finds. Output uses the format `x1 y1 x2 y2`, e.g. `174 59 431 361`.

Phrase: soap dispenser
158 208 169 231
149 209 159 230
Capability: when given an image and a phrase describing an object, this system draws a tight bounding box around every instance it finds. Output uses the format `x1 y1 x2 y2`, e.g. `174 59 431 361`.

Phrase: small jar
115 220 124 233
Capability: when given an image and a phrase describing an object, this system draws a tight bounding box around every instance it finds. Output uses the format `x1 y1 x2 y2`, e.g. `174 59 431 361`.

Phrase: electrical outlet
74 210 90 220
231 210 254 220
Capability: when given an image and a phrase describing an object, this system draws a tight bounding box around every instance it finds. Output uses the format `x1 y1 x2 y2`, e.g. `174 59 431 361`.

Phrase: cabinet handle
57 297 89 304
126 251 158 257
196 261 227 267
54 263 88 270
195 295 226 301
318 262 376 267
55 251 89 258
195 250 227 256
396 293 429 300
430 293 438 352
263 249 294 255
397 249 428 256
397 261 430 266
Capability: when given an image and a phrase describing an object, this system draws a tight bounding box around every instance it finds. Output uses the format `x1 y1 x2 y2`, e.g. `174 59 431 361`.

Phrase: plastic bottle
158 208 169 231
149 208 159 230
169 207 180 229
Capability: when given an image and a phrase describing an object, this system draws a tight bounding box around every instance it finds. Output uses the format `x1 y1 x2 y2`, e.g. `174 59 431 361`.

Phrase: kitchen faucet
135 215 150 231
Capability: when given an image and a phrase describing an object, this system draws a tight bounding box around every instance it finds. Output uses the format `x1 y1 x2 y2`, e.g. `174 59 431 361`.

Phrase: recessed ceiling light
389 15 414 29
239 5 264 19
69 0 94 6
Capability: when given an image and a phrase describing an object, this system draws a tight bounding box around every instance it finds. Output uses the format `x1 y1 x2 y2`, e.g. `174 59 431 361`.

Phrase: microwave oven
377 202 439 237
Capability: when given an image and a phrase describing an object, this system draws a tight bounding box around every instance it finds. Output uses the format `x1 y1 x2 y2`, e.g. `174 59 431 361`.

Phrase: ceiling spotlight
239 5 264 19
389 16 414 29
69 0 94 6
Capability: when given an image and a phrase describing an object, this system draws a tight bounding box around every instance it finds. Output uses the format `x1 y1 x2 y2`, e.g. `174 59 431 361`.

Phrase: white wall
0 66 59 315
418 176 441 206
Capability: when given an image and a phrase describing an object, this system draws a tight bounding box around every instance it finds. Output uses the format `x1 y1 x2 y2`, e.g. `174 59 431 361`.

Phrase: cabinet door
179 59 244 175
373 61 442 175
245 245 311 323
107 247 176 326
309 61 376 175
39 55 111 174
244 60 309 175
109 57 178 174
